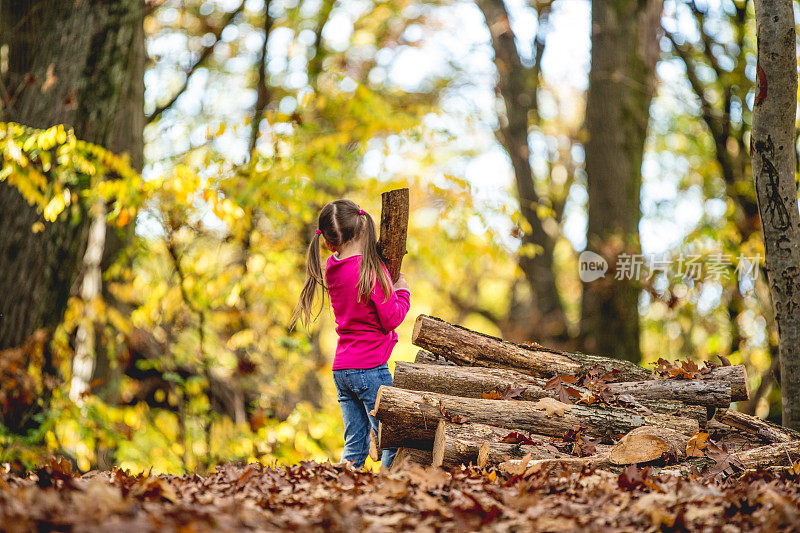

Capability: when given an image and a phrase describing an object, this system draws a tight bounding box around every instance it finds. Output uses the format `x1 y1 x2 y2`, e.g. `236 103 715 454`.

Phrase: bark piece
369 429 380 462
714 409 800 444
389 447 433 471
432 420 564 468
733 440 800 469
377 188 409 283
608 426 689 465
373 386 699 446
498 455 610 476
414 349 456 366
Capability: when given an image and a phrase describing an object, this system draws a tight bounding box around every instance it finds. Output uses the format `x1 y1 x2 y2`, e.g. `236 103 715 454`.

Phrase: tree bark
394 361 732 410
377 188 409 283
432 420 565 468
714 409 800 444
411 316 748 401
498 455 611 476
733 440 800 469
607 426 689 465
373 386 699 446
580 0 663 363
0 0 145 349
414 349 456 366
749 0 800 430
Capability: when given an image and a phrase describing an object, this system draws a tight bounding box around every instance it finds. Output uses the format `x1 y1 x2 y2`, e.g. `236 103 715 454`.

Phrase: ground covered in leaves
0 458 799 532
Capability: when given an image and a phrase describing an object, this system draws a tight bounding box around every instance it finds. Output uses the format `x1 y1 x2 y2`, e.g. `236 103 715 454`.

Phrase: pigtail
290 232 327 329
357 212 392 303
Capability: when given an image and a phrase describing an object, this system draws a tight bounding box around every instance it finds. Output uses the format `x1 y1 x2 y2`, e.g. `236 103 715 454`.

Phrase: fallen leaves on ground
1 459 798 531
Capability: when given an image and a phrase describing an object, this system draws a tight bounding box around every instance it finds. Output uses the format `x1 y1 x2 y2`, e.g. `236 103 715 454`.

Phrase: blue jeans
332 363 397 468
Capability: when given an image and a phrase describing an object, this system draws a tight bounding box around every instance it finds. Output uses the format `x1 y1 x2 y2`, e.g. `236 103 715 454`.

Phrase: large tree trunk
373 386 699 445
749 0 800 430
580 0 663 363
0 0 145 349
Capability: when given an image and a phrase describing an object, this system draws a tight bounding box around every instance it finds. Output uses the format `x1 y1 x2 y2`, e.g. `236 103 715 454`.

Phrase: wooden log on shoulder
389 447 433 471
394 362 719 419
607 426 689 465
374 386 699 446
714 409 800 443
732 440 800 469
411 315 749 401
432 420 564 468
377 188 409 283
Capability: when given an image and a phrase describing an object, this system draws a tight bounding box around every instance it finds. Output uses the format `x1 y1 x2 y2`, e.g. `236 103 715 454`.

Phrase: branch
147 2 246 124
664 28 737 185
448 291 502 328
248 0 274 155
307 0 336 84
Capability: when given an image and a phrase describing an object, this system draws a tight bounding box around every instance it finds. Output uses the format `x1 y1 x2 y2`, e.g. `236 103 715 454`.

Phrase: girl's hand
394 273 409 291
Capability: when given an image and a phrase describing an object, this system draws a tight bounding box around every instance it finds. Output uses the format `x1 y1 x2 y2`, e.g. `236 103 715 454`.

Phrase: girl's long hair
290 199 391 329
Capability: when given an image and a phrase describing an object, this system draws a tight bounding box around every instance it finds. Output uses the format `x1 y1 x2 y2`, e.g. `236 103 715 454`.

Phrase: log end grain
608 426 688 465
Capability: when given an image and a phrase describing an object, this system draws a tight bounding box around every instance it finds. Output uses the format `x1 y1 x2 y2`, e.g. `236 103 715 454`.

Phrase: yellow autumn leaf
43 194 66 222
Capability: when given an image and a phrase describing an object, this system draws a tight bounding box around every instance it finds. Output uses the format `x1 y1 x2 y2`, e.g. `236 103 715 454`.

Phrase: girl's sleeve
371 268 411 331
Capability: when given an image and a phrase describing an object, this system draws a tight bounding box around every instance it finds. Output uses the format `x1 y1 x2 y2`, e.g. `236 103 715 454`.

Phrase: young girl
292 199 410 468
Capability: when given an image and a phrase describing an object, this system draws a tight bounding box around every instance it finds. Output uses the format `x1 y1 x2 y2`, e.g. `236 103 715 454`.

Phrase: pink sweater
326 254 411 370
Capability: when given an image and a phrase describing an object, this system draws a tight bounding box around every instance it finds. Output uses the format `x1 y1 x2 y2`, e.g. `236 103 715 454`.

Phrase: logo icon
579 251 608 282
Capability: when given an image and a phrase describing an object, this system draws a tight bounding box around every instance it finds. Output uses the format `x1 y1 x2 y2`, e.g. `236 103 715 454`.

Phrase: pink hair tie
315 229 322 235
359 209 365 215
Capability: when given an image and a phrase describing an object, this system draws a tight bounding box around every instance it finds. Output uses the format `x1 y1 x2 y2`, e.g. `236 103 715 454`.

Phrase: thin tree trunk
580 0 663 363
749 0 800 430
70 201 107 402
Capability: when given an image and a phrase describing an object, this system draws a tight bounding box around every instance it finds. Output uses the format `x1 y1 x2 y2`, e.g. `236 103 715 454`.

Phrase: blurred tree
580 0 663 362
0 0 145 350
466 0 581 345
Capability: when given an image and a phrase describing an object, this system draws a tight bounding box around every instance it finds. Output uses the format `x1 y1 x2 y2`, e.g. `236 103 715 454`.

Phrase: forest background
0 0 788 473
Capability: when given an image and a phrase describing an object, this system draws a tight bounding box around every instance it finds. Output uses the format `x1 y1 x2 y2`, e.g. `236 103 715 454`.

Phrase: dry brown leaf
686 431 710 458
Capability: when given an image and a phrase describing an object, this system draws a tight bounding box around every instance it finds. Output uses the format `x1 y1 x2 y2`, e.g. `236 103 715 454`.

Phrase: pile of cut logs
370 315 800 475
